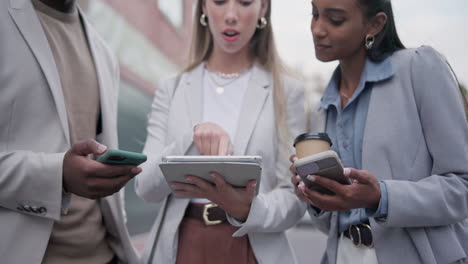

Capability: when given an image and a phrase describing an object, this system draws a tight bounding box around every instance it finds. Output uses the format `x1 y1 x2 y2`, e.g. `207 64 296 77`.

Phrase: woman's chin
315 52 335 62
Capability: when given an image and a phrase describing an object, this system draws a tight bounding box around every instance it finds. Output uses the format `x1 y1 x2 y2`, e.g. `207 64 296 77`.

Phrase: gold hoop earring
200 13 208 27
256 17 267 29
365 35 375 50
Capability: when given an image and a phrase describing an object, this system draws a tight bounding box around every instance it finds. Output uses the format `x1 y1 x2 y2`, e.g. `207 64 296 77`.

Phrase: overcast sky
271 0 468 88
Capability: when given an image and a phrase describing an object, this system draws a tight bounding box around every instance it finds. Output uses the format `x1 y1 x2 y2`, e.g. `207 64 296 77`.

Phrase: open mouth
222 29 240 42
223 30 239 37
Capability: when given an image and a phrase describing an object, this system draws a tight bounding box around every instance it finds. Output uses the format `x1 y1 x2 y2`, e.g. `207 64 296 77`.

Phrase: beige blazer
136 63 308 264
0 1 138 263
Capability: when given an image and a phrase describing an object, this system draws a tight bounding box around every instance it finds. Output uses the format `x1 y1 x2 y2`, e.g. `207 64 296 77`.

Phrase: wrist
368 189 381 210
225 202 251 222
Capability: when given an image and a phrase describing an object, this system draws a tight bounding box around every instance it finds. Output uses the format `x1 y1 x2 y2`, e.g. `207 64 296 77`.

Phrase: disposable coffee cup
293 133 332 159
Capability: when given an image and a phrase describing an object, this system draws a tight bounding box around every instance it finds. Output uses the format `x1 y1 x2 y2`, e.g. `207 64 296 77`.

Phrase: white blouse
191 66 251 204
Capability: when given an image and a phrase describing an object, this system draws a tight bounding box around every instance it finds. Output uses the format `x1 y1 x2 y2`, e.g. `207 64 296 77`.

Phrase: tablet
160 156 262 198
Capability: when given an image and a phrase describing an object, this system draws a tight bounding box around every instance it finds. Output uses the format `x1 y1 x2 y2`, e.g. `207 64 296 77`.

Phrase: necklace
340 91 351 100
216 72 241 79
212 67 251 79
206 69 249 95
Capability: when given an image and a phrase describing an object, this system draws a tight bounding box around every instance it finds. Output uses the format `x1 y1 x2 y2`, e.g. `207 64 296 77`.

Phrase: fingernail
298 184 305 191
343 168 351 176
131 167 141 174
185 177 192 182
96 142 107 153
307 175 316 182
293 156 298 162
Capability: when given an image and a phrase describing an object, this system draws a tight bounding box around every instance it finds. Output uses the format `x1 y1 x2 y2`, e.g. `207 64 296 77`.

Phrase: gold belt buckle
348 224 374 248
362 224 374 248
202 203 222 226
348 225 362 247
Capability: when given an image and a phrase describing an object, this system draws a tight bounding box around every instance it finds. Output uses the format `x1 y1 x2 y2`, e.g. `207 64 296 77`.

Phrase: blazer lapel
361 86 393 180
233 65 270 155
9 0 70 145
184 64 205 128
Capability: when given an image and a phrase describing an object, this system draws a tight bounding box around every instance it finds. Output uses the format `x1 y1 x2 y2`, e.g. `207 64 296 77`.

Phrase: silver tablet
162 155 262 164
160 155 262 198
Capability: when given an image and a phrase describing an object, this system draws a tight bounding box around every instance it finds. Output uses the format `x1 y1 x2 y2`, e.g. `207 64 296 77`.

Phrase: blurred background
78 0 468 261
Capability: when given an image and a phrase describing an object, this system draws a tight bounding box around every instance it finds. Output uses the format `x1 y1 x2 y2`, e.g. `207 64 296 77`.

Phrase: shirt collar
319 56 394 110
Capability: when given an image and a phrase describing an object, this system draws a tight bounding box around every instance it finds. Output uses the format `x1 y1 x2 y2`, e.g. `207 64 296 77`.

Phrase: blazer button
31 206 40 214
23 205 32 213
39 207 47 214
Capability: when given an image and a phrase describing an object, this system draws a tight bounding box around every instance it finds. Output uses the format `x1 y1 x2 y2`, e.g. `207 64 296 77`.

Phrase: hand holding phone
294 150 350 194
96 149 147 166
63 141 142 199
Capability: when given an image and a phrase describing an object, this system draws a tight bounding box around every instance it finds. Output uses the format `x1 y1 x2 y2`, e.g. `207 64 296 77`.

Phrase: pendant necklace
206 69 249 95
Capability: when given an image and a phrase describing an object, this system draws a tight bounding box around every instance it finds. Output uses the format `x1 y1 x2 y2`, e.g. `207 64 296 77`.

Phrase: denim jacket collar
319 56 394 110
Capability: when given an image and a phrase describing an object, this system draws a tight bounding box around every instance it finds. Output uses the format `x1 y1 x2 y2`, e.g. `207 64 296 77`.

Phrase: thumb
289 154 298 163
72 140 107 156
247 180 257 198
344 167 370 184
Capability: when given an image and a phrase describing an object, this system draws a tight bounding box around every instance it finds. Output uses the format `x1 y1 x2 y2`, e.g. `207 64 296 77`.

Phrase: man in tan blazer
0 0 139 263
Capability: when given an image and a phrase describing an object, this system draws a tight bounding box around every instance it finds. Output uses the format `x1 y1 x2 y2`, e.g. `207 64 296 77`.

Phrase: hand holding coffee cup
293 133 348 194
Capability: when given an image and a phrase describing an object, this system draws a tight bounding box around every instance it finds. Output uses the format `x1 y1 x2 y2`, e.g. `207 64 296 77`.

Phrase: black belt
342 223 374 248
106 255 119 264
185 203 227 226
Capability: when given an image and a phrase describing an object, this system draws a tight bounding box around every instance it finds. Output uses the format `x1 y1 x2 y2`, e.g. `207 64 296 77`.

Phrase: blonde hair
185 0 291 152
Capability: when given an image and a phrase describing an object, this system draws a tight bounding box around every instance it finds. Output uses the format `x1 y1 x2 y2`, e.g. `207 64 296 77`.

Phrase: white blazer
0 1 138 263
136 63 308 264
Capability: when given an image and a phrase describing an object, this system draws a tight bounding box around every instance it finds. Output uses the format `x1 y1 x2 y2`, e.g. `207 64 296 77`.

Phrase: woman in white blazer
136 0 307 263
291 0 468 263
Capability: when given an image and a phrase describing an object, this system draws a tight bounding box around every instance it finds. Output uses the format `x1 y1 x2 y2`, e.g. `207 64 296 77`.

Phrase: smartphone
294 150 350 194
96 149 147 166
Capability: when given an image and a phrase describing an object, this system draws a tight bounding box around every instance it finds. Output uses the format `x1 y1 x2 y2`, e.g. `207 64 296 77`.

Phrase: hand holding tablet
159 155 262 198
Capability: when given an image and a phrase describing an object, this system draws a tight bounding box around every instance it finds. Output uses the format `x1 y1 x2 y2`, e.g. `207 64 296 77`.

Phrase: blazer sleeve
0 151 65 221
135 76 195 203
382 46 468 227
230 77 308 236
306 207 333 235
